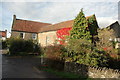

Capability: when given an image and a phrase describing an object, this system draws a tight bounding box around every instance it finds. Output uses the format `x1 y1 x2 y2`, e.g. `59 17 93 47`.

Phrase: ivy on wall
56 27 72 44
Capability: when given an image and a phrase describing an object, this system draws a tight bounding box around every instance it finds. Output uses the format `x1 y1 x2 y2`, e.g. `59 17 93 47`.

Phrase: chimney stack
13 15 16 20
12 15 16 28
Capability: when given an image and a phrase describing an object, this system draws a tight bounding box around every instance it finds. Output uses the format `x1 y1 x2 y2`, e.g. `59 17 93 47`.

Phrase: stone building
108 21 120 48
11 15 51 46
11 15 98 47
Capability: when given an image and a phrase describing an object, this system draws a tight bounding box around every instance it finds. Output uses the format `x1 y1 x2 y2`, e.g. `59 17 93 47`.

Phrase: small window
46 36 51 46
47 36 50 42
32 33 37 40
20 32 25 39
114 38 120 42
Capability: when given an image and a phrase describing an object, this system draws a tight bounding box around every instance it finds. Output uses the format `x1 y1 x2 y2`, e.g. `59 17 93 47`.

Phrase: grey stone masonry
64 62 120 78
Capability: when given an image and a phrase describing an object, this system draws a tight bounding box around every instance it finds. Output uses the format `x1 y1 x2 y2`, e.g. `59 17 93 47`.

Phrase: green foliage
61 9 109 67
38 66 88 79
70 9 92 42
1 40 7 49
87 14 99 36
7 38 42 55
64 39 109 67
96 28 115 49
87 14 99 44
33 44 42 53
44 45 65 61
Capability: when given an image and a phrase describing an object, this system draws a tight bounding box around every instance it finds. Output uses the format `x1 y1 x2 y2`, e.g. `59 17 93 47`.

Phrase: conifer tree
70 9 92 42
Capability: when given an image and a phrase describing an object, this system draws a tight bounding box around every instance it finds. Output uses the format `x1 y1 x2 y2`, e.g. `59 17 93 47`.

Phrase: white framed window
32 33 37 40
20 32 25 39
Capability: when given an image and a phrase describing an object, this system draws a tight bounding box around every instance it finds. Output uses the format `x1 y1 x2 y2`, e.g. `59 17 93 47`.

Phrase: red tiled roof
12 19 52 33
40 15 93 32
0 31 6 37
12 15 93 33
40 20 74 32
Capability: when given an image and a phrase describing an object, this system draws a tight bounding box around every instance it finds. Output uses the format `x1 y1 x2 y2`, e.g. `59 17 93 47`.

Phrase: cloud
3 2 117 22
1 0 120 2
1 2 118 37
118 1 120 24
97 17 118 28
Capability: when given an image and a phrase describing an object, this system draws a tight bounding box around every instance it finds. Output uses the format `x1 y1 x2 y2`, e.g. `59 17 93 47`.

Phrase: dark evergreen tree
87 14 99 44
70 9 92 42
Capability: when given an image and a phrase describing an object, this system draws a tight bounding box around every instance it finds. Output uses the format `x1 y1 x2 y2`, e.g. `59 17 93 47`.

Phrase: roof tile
12 19 52 33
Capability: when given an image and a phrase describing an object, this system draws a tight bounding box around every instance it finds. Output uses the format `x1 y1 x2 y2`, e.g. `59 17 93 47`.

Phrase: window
118 38 120 42
114 38 120 42
32 33 37 40
47 36 50 42
46 36 51 46
20 32 25 39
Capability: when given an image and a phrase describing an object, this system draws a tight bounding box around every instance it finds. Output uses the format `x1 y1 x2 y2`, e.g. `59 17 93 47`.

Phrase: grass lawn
37 65 92 80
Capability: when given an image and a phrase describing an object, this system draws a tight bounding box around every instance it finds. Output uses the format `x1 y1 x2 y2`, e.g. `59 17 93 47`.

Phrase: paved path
2 55 59 78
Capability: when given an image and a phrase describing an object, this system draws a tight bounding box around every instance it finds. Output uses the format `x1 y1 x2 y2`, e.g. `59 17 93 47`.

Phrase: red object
56 27 72 45
103 48 107 51
0 31 7 37
12 15 92 33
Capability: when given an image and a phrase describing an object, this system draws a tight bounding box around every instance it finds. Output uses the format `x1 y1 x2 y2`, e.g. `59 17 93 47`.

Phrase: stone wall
11 31 58 47
38 31 57 47
11 31 38 40
64 62 120 78
11 31 20 38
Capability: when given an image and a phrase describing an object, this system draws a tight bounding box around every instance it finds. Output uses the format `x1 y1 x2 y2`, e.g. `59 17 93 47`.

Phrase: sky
0 0 119 38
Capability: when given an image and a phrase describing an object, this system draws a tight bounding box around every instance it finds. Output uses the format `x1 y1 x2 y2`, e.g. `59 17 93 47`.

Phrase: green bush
64 39 109 67
63 9 109 67
8 38 42 55
1 40 7 49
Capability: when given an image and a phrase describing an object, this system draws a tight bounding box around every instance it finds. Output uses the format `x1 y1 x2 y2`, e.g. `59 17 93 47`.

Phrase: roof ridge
16 18 51 24
47 20 74 26
46 15 93 26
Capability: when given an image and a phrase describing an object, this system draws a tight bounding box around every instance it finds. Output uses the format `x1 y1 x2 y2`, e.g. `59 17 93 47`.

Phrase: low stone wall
64 62 120 78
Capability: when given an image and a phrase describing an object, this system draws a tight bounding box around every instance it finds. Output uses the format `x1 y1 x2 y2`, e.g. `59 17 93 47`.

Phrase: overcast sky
0 0 119 37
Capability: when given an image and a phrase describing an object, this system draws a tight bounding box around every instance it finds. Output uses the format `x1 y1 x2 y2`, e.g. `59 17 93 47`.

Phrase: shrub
1 40 7 49
44 45 64 61
108 57 120 70
96 28 115 49
43 44 65 70
8 38 42 55
64 39 109 67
